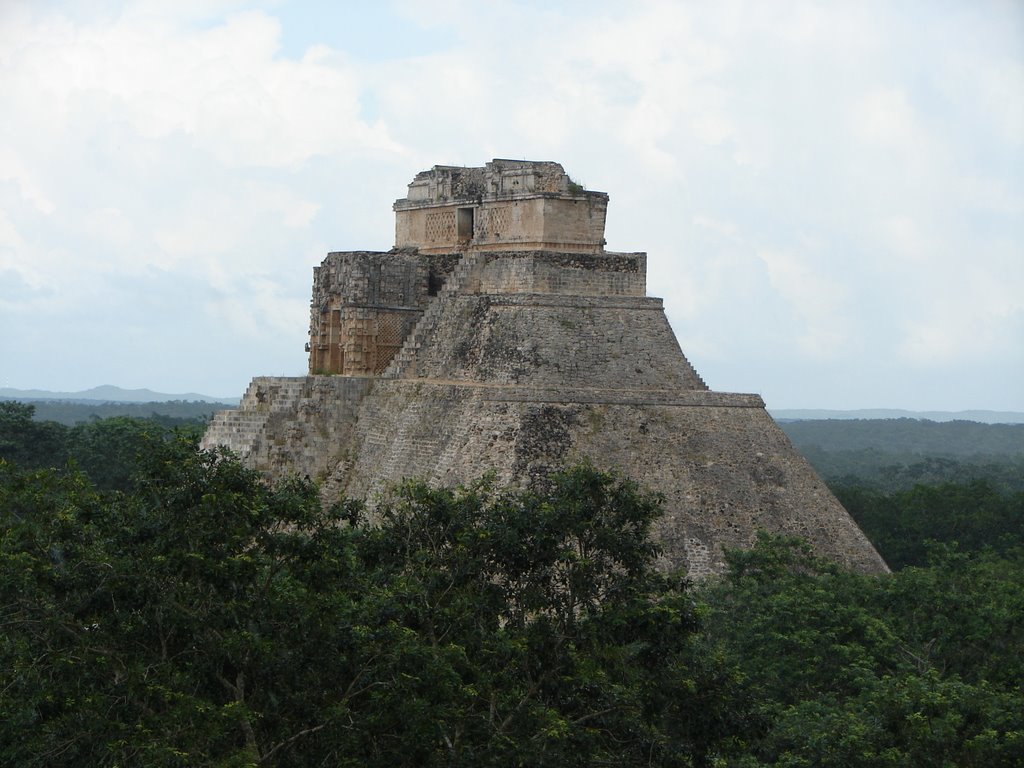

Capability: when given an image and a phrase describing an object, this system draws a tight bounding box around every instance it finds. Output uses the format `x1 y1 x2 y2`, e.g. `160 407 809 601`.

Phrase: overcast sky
1 0 1022 410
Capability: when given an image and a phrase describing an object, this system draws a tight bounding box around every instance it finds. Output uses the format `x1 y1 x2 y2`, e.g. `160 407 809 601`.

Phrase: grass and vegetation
1 401 1021 766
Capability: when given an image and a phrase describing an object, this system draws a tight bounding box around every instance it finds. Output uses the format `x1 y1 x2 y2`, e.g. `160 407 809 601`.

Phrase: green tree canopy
1 456 744 767
699 535 1024 767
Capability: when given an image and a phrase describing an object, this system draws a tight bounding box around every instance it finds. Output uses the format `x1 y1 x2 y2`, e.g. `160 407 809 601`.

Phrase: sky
1 0 1022 410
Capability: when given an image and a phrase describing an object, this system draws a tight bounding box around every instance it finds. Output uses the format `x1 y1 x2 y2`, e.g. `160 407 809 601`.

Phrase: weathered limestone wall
401 160 570 202
317 380 886 577
394 204 467 252
476 251 645 296
201 376 369 481
560 399 882 576
394 196 607 255
393 160 608 254
539 196 608 249
405 293 708 390
207 373 887 577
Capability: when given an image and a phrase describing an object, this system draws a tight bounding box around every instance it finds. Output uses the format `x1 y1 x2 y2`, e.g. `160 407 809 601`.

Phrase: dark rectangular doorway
456 207 474 242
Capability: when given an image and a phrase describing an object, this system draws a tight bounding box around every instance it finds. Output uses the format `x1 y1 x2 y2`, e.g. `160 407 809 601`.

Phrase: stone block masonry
307 250 429 376
202 376 372 482
319 382 881 577
204 159 888 578
394 160 608 254
475 251 646 296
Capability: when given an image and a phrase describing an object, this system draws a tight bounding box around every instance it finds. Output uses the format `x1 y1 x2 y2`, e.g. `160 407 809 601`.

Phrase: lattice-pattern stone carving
476 205 511 238
425 210 455 242
373 313 407 374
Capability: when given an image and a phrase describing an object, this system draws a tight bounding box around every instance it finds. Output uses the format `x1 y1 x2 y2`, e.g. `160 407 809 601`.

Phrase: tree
1 446 366 766
352 466 746 766
1 454 744 766
0 401 68 469
0 404 207 492
836 481 1024 568
698 535 1024 767
66 416 192 493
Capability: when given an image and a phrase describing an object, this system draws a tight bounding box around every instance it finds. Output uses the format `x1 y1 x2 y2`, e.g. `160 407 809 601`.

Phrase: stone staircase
382 251 488 379
201 377 310 458
680 353 709 390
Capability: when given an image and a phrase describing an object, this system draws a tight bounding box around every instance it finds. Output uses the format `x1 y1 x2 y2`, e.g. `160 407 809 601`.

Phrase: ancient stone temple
203 159 887 577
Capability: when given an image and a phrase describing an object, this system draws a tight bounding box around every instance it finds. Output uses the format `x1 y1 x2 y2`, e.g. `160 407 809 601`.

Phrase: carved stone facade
306 251 429 376
204 160 888 578
394 160 608 254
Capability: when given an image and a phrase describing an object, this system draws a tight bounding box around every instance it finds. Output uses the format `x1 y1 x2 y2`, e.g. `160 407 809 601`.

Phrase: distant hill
0 385 240 405
770 408 1024 425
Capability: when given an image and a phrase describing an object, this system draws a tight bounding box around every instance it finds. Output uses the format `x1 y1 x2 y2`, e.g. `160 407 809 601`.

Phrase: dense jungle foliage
1 403 1022 766
780 418 1024 492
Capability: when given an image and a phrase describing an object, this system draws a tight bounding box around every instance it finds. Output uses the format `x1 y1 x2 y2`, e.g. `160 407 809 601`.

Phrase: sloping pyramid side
319 269 888 577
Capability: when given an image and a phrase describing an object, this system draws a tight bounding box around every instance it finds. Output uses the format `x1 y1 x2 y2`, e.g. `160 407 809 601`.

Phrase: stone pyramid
204 160 887 577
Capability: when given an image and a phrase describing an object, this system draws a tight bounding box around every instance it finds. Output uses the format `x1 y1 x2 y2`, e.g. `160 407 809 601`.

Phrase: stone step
382 251 488 379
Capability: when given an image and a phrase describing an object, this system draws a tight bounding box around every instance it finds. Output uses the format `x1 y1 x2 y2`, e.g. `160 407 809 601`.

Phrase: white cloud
0 0 1020 408
959 176 1024 218
204 274 306 339
81 206 135 247
692 215 739 241
977 59 1024 146
853 88 917 144
0 147 56 214
0 210 26 259
876 216 933 266
756 247 851 360
690 113 735 146
1 6 402 170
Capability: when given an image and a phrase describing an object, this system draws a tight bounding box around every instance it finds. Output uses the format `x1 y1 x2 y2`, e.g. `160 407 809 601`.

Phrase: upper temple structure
204 160 888 578
394 160 608 254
